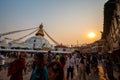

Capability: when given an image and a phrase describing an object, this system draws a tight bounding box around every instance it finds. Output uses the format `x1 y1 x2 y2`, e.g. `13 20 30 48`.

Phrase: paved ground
0 62 107 80
0 57 114 80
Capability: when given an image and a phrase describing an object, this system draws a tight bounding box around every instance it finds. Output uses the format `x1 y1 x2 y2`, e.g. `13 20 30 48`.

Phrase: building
102 0 120 53
54 44 72 53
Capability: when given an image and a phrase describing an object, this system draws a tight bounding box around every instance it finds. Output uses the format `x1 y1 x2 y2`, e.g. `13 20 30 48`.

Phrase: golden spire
36 24 44 37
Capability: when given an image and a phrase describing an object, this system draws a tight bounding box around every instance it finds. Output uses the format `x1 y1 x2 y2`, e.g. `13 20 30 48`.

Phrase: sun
88 32 96 38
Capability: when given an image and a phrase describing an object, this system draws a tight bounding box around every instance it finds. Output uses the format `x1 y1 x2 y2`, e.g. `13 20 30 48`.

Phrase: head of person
19 53 25 59
69 54 72 58
80 53 83 57
48 50 51 54
33 53 46 68
47 61 64 80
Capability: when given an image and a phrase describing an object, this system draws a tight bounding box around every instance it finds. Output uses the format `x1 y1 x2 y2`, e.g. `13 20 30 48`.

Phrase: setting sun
88 32 96 38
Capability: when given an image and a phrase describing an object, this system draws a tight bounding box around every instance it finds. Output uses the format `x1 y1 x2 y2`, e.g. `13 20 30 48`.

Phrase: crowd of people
0 50 120 80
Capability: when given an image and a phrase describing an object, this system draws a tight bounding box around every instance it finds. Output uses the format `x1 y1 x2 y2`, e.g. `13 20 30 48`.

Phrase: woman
47 61 65 80
30 53 48 80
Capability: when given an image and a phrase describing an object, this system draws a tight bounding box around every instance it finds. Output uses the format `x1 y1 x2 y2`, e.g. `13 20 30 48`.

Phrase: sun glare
88 32 96 38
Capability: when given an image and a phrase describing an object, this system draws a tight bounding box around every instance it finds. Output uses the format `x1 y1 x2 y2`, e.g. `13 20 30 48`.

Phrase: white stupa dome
7 24 54 50
25 36 53 49
0 24 54 50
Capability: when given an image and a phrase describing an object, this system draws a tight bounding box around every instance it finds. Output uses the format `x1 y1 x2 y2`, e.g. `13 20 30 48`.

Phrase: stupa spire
36 24 44 37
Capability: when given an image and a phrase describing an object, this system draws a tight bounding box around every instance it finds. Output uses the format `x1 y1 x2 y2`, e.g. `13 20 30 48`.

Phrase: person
47 61 65 80
55 53 60 61
106 55 115 80
75 53 80 72
85 54 90 76
0 54 5 71
30 53 48 80
66 54 75 80
78 54 86 80
47 51 52 65
60 54 66 67
90 53 99 77
7 53 26 80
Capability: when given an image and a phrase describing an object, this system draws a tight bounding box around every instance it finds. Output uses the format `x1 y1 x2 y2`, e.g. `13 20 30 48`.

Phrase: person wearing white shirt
75 54 80 72
66 54 75 80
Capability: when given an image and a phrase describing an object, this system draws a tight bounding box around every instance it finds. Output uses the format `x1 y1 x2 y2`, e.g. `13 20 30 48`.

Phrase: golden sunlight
88 32 96 38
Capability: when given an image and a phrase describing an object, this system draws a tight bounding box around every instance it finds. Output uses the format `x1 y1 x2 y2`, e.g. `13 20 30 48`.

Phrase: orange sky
0 0 108 46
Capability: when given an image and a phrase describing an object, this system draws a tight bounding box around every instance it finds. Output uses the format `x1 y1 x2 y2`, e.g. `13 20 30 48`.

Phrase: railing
0 49 72 54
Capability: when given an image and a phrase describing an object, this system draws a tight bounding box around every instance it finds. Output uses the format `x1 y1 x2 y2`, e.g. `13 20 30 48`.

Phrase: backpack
47 55 51 63
30 66 45 80
60 56 66 66
91 55 98 64
7 60 17 76
8 59 26 76
80 57 84 64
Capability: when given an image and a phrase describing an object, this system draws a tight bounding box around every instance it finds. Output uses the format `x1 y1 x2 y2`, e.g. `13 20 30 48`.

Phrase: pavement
0 63 108 80
0 58 114 80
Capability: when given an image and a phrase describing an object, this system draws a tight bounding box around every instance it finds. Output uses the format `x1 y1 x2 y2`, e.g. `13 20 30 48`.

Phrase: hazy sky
0 0 108 46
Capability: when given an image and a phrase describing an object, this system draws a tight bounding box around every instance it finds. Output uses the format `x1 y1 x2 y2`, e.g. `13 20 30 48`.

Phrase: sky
0 0 108 46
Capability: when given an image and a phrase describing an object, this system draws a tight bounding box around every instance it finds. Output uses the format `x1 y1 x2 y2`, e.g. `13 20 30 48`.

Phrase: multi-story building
102 0 120 53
